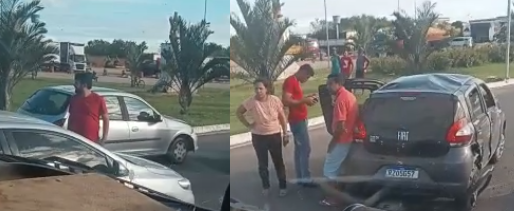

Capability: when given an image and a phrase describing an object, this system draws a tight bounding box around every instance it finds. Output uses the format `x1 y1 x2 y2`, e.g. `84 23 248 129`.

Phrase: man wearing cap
68 72 110 145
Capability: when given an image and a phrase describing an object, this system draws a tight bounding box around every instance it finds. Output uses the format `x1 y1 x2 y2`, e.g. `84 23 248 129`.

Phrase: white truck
49 42 88 73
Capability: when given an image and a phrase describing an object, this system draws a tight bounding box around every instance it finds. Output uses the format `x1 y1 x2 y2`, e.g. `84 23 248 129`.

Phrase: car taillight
446 117 474 145
354 119 367 142
54 118 66 127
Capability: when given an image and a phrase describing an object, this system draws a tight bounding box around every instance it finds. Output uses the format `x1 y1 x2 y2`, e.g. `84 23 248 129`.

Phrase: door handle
131 126 139 132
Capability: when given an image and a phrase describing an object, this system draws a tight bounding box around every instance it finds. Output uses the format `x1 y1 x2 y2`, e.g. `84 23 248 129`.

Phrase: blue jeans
289 120 311 183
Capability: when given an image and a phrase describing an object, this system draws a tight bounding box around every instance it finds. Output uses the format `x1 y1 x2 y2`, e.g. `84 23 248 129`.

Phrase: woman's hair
253 78 274 95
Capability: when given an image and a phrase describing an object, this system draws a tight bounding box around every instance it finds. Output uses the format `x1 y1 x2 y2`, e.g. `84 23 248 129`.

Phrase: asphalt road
230 85 514 211
150 131 229 210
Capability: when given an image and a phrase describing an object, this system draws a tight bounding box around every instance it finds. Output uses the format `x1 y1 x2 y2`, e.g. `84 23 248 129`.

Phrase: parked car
16 85 198 164
319 74 506 211
0 110 195 204
449 36 473 48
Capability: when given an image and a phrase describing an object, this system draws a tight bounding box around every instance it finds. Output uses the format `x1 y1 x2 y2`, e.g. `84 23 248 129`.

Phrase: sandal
319 199 337 207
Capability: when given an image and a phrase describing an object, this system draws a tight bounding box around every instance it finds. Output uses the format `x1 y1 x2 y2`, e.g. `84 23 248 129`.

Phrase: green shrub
369 56 407 76
426 51 452 72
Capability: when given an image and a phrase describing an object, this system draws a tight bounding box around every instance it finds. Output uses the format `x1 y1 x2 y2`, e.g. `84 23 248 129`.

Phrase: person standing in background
355 48 370 79
235 79 289 197
330 48 341 75
340 50 354 80
282 64 318 187
68 72 110 145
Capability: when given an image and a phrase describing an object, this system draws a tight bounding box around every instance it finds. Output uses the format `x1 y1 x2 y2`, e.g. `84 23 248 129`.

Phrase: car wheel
167 136 189 164
490 128 506 164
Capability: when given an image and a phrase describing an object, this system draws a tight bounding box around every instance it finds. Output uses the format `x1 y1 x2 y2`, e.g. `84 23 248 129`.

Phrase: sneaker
279 189 287 197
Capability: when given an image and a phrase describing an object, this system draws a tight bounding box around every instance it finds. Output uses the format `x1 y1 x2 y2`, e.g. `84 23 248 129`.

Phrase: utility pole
203 0 207 22
397 0 400 12
324 0 330 64
507 0 512 82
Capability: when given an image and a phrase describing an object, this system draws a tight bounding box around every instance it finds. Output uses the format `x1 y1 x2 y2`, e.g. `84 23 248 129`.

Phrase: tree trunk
0 78 11 111
178 85 193 115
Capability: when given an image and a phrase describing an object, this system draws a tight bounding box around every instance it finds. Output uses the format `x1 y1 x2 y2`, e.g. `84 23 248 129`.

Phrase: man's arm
363 56 370 69
329 99 347 151
282 80 313 106
99 97 109 145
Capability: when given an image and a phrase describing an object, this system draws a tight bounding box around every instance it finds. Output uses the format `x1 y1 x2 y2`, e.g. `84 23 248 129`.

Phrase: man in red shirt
282 64 317 187
320 73 359 206
68 73 110 145
339 51 354 79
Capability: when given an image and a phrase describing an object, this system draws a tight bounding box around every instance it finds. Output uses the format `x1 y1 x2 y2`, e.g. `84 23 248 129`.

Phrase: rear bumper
343 143 474 196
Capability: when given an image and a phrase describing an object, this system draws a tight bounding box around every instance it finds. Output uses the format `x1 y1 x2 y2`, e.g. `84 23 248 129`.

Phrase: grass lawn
11 78 229 126
229 63 514 135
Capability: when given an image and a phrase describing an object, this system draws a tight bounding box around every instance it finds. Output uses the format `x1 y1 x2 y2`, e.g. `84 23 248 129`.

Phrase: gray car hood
115 153 182 177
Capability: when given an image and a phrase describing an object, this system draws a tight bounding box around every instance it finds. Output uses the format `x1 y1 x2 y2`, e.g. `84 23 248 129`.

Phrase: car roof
0 110 58 129
375 73 476 95
43 85 138 98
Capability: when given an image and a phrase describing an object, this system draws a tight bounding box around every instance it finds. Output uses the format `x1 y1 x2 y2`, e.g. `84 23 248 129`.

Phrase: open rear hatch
318 78 385 135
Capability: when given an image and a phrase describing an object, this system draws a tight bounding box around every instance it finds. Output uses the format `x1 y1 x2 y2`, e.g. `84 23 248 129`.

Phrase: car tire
490 124 506 164
166 136 189 164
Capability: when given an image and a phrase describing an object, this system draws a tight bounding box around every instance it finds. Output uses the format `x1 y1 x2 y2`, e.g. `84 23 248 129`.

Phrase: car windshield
20 89 70 115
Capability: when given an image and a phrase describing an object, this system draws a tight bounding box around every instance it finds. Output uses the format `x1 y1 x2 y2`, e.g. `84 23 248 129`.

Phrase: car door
121 96 169 155
4 129 118 176
318 78 385 135
478 83 502 158
101 96 131 152
467 87 492 168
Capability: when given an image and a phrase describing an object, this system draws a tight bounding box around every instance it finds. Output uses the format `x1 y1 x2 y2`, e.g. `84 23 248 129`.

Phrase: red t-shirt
68 92 107 142
331 87 358 143
340 56 353 75
283 76 307 123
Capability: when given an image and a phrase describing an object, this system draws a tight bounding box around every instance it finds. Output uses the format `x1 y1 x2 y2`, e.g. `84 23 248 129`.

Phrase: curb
229 79 514 148
194 123 230 135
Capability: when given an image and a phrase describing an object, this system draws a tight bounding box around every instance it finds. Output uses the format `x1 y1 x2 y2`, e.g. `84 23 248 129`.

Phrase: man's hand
303 96 317 106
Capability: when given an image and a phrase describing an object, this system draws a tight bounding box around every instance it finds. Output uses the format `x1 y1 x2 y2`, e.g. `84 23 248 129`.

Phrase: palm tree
124 41 148 87
391 1 441 74
345 15 388 54
230 0 301 90
161 12 229 114
0 0 56 110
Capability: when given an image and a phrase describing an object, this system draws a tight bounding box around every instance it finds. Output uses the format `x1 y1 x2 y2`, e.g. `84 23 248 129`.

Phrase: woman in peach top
235 78 289 197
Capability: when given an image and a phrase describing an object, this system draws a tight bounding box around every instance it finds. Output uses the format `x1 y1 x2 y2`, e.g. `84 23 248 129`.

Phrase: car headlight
178 178 191 190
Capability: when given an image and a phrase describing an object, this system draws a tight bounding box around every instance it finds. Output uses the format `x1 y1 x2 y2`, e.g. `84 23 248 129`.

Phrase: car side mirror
153 114 162 122
137 112 152 121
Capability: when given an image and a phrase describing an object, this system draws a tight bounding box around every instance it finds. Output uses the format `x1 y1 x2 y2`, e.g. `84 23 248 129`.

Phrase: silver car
16 85 198 164
0 110 195 204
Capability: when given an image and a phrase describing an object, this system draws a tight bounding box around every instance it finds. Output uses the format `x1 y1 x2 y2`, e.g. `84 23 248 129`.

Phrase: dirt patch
0 174 173 211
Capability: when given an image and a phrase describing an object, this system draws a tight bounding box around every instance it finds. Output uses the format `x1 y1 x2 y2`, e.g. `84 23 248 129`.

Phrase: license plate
385 167 419 179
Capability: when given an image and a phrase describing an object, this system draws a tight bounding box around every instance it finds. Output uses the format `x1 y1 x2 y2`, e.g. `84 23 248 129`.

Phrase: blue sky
231 0 509 35
40 0 229 52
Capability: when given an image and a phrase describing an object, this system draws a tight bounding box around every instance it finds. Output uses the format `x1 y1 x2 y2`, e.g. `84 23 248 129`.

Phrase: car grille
75 64 85 70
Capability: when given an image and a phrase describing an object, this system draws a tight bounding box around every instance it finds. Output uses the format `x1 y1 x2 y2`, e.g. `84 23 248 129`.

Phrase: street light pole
324 0 330 64
507 0 512 82
203 0 207 22
397 0 400 12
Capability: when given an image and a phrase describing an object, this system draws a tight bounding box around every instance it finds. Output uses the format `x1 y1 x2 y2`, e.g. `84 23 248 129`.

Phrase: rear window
363 94 455 141
20 89 71 115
